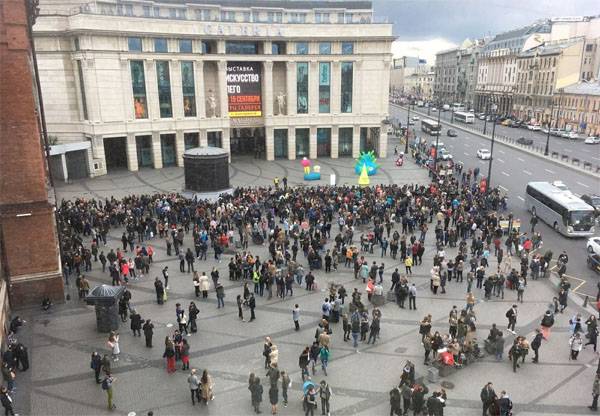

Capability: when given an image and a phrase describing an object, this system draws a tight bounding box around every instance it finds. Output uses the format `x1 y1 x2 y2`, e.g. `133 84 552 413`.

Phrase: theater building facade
33 0 393 178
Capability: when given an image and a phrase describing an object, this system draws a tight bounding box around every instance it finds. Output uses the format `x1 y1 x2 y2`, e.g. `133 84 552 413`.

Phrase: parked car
566 131 579 140
581 194 600 216
431 107 438 112
446 129 458 137
541 127 550 134
412 116 420 121
501 119 512 127
549 128 562 136
527 124 541 131
478 114 486 120
510 121 522 128
584 136 600 144
560 131 571 138
588 253 600 274
517 137 534 145
476 149 492 160
437 148 453 161
588 237 600 256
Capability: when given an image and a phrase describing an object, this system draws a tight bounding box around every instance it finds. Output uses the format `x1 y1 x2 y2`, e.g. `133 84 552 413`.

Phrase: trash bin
427 367 439 383
85 285 125 333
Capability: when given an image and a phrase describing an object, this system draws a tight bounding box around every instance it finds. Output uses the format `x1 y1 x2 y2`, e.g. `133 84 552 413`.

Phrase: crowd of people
4 135 594 415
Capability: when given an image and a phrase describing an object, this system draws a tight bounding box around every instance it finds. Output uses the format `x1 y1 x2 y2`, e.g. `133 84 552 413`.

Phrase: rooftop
518 37 582 58
156 0 373 8
562 80 600 96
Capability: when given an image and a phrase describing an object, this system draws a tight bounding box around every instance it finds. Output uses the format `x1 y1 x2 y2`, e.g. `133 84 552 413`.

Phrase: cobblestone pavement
12 153 597 415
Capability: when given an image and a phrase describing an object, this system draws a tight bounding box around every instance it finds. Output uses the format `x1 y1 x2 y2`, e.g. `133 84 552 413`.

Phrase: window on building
319 42 331 55
153 7 160 17
337 13 345 23
316 12 329 23
272 42 286 55
296 42 308 55
154 38 168 53
130 60 148 118
179 39 192 53
243 11 251 22
297 62 309 114
221 11 235 22
319 62 330 113
178 9 187 19
345 13 353 24
74 37 80 51
169 8 177 18
201 41 215 54
226 41 258 54
338 127 353 156
341 42 354 55
181 61 196 117
128 37 142 52
341 62 353 113
124 4 133 16
296 128 310 157
586 44 594 52
143 5 151 17
76 60 88 120
156 61 172 118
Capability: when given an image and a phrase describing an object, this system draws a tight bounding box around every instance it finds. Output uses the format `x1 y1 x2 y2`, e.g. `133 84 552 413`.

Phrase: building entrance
230 127 265 158
103 137 127 171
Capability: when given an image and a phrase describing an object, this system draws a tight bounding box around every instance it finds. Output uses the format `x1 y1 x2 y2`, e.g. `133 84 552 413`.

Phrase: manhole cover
440 381 454 389
394 347 407 353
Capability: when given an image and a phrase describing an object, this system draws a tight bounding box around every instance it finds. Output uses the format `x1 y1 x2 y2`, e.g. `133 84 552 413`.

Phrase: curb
392 103 600 180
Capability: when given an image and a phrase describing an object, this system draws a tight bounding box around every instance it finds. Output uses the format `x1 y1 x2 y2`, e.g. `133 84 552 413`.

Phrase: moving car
412 116 420 121
478 114 486 120
549 128 561 136
566 131 579 140
510 121 522 128
584 136 600 144
437 148 453 161
581 194 600 216
588 237 600 256
431 107 438 112
446 129 458 137
476 149 491 160
588 253 600 274
517 137 533 145
527 124 541 131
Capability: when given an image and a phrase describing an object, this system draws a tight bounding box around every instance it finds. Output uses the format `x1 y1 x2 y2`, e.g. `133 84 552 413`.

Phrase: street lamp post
544 98 554 156
487 103 498 189
434 98 442 172
405 101 411 154
483 99 489 135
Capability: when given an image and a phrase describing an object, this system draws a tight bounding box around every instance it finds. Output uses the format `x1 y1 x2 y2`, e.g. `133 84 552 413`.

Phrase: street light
434 98 442 172
544 99 554 156
405 100 411 153
483 99 490 135
487 102 498 189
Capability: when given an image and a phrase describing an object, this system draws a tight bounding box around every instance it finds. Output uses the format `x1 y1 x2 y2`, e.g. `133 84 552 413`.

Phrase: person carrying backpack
101 372 116 411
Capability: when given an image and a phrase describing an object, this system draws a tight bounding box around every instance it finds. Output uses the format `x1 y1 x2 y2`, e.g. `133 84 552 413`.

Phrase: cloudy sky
373 0 600 63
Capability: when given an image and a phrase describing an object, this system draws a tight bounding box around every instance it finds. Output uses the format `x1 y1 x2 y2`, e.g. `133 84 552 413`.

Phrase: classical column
119 58 134 121
287 127 296 160
217 60 228 118
126 133 138 171
309 126 317 159
286 62 297 116
331 126 339 158
353 60 362 115
222 128 231 160
352 126 360 158
175 130 185 167
378 127 388 158
265 126 275 160
195 60 206 119
83 58 102 122
170 59 184 119
199 129 208 147
145 59 159 120
151 131 163 169
331 61 341 114
60 154 68 182
309 60 318 115
263 60 274 116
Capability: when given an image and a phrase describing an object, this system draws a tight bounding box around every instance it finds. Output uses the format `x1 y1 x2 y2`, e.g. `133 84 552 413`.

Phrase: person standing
280 370 290 408
318 380 332 416
480 382 495 416
237 295 245 322
189 302 199 333
269 383 279 415
249 294 256 321
408 283 417 310
14 343 28 372
498 391 512 416
249 376 263 414
216 283 225 309
107 332 120 361
569 332 583 360
351 311 361 353
506 305 517 334
590 373 600 411
304 386 318 416
91 351 102 384
130 309 142 337
531 329 543 363
143 319 154 347
200 370 214 404
188 369 201 405
163 338 176 373
0 386 16 416
101 372 116 411
293 304 300 331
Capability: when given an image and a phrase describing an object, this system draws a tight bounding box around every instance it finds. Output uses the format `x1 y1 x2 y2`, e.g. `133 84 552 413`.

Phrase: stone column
145 59 159 120
84 58 102 122
331 61 341 114
263 60 274 117
309 126 317 159
170 59 184 119
222 128 231 160
265 126 274 160
199 129 208 147
60 154 68 182
175 130 185 167
352 126 360 158
195 60 205 119
353 60 362 115
309 60 318 115
151 131 163 169
287 127 296 160
286 62 297 115
331 126 339 158
126 133 139 171
379 127 388 158
217 60 228 118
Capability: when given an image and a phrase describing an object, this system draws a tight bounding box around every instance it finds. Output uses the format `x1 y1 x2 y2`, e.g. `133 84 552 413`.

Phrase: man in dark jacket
14 343 29 371
0 386 16 416
531 329 543 363
389 385 401 416
142 319 154 347
130 310 142 336
480 382 496 416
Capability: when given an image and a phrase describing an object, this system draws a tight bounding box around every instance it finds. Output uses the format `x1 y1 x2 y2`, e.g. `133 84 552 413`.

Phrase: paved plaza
12 154 597 416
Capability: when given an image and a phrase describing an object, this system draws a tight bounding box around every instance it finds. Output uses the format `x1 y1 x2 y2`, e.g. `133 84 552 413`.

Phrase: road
390 103 600 297
395 105 600 168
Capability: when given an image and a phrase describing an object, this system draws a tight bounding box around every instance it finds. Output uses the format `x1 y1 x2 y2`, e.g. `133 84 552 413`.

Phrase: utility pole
483 99 489 135
434 98 442 173
487 103 497 189
405 101 411 153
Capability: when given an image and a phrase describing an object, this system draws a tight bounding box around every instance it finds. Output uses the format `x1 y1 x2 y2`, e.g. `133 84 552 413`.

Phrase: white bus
454 111 475 124
452 103 465 112
525 182 595 237
421 119 442 136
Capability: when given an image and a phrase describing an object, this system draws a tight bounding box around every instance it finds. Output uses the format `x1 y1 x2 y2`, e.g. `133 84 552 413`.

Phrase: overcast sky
373 0 600 63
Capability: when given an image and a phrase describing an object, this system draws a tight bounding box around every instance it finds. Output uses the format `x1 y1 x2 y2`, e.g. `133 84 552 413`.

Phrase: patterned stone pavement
11 151 597 415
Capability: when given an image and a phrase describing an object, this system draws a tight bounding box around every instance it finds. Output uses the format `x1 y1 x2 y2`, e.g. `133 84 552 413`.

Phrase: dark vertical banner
226 62 262 117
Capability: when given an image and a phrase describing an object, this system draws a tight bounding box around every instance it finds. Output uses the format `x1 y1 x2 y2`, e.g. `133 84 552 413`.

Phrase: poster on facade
226 62 262 117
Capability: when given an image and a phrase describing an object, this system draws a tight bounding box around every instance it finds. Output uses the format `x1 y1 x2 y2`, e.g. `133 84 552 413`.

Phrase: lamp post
487 102 498 189
434 98 442 172
483 98 490 135
544 98 554 156
405 101 411 154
